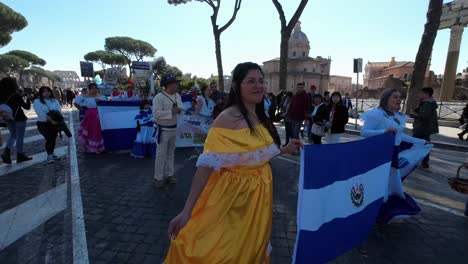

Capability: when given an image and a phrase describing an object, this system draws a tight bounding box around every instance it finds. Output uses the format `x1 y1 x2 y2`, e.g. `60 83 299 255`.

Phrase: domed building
263 22 331 94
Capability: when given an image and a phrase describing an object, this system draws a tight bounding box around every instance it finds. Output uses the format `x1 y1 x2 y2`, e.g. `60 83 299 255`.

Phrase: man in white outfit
152 72 184 188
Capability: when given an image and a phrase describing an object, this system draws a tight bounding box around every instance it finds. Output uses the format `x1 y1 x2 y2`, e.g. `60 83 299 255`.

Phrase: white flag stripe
99 106 139 130
299 163 391 232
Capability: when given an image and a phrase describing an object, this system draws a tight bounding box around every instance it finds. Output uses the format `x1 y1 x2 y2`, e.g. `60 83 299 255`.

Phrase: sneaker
153 180 165 188
458 133 464 140
47 155 55 163
165 176 177 184
52 155 61 160
17 153 32 163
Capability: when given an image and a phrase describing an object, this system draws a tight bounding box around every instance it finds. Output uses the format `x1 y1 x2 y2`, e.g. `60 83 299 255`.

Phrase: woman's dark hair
0 77 20 100
200 84 209 107
330 91 343 105
286 91 293 97
226 62 281 147
379 88 399 111
312 94 324 104
88 82 98 90
139 100 151 110
38 86 55 104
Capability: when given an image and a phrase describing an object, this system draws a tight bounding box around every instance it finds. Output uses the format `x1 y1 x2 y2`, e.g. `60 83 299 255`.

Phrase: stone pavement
1 110 468 264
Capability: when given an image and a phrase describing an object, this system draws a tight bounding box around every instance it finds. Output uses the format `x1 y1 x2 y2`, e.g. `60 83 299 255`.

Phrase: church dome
289 23 309 45
288 22 310 58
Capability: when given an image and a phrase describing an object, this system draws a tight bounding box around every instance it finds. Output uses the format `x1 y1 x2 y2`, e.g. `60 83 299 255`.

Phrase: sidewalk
346 118 468 151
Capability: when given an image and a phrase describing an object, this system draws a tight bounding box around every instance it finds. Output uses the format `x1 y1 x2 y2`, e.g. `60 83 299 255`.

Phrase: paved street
0 110 467 264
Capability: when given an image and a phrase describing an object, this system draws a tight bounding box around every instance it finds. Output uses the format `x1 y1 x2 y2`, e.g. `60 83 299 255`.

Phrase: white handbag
311 123 325 137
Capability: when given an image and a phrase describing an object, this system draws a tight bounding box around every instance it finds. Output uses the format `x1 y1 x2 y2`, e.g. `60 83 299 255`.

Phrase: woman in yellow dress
165 62 303 263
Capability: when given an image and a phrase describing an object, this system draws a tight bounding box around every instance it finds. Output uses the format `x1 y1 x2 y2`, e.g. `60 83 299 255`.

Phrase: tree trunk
405 0 443 114
213 31 224 92
279 31 290 91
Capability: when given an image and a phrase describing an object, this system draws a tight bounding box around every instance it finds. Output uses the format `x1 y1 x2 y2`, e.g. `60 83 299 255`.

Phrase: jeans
6 121 27 153
413 133 430 166
311 134 322 144
154 130 177 181
37 121 59 155
284 121 292 145
290 120 303 140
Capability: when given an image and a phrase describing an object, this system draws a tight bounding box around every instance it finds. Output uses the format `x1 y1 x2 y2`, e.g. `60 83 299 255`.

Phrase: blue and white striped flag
293 133 395 264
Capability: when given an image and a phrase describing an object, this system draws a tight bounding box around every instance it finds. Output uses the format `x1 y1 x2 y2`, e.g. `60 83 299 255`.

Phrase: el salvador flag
293 133 395 264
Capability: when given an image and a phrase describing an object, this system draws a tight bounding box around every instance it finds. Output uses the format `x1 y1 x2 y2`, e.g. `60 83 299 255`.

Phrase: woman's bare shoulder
212 106 248 130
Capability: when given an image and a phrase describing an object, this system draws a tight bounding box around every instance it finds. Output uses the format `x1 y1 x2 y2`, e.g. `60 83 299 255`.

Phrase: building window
403 73 409 81
304 68 307 72
293 51 296 57
302 52 306 57
312 68 315 73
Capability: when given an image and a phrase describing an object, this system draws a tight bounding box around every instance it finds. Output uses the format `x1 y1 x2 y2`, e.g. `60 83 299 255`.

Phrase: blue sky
1 0 466 83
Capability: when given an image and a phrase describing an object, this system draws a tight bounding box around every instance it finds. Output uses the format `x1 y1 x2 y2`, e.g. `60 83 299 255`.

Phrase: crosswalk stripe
0 183 67 250
0 135 44 150
0 120 69 136
0 146 67 176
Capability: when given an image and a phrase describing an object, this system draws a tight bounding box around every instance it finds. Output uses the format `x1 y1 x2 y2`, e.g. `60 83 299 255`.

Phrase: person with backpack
0 77 33 164
33 86 63 163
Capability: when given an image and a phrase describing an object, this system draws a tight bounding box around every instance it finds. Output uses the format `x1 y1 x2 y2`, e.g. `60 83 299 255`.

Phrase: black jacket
3 93 30 122
412 99 439 136
312 104 329 125
328 104 349 134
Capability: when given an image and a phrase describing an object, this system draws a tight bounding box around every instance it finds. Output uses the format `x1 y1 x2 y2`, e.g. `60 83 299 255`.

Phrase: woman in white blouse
361 88 430 224
33 86 63 163
196 84 216 118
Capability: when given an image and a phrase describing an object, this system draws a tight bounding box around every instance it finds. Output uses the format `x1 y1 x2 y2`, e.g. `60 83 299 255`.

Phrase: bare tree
272 0 309 91
168 0 242 91
405 0 443 114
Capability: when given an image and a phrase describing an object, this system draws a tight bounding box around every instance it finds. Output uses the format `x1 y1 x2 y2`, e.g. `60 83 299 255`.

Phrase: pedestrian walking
326 92 349 144
0 77 33 164
411 87 439 169
310 94 329 144
285 82 311 151
33 86 62 163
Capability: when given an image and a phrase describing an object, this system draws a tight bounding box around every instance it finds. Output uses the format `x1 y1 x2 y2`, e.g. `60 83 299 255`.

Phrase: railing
353 98 465 120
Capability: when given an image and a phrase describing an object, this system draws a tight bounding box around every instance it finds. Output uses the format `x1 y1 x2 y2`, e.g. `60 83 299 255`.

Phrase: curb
345 129 468 152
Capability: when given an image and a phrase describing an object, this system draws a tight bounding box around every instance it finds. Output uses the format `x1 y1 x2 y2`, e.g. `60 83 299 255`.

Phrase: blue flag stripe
293 198 383 264
303 133 395 189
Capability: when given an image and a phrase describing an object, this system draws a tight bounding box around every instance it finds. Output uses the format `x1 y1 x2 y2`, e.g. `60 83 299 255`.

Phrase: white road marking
68 111 89 264
276 155 466 218
0 135 43 150
0 146 67 176
1 126 36 135
0 184 67 250
414 198 466 218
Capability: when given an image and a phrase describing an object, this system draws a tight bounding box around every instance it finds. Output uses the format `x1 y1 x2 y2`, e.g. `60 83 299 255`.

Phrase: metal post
355 71 359 129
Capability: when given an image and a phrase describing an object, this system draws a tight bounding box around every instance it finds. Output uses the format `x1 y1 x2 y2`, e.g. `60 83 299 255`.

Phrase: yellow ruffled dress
165 124 280 264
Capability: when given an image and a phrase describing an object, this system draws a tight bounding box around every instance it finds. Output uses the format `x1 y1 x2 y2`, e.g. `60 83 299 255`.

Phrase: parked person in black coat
458 102 468 141
0 77 33 164
310 94 329 144
326 92 349 144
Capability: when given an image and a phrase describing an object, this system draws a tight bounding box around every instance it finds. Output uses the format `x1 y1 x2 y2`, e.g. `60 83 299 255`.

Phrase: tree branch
201 0 215 9
219 0 242 33
286 0 309 32
272 0 287 29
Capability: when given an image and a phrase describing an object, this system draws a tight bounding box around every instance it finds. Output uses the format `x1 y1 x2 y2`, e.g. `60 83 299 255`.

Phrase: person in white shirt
33 86 63 163
196 85 215 118
152 73 184 188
